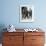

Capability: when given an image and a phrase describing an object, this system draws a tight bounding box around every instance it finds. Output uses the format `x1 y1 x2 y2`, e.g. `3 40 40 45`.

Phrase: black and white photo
20 5 34 22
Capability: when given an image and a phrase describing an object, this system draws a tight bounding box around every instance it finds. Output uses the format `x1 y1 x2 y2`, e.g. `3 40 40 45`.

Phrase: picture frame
20 5 34 22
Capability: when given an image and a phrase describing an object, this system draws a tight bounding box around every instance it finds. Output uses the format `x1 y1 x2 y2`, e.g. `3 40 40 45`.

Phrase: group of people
22 7 32 19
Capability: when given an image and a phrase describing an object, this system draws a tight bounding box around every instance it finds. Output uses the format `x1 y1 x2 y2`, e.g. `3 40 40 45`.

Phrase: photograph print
20 5 34 22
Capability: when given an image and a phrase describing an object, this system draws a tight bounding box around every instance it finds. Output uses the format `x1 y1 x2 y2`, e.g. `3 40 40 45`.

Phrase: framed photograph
20 5 34 22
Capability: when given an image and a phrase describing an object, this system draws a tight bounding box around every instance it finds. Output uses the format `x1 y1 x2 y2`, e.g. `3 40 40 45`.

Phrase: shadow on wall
0 24 7 43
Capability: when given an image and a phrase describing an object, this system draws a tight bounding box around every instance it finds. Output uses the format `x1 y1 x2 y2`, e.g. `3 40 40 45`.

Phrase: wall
0 0 46 29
